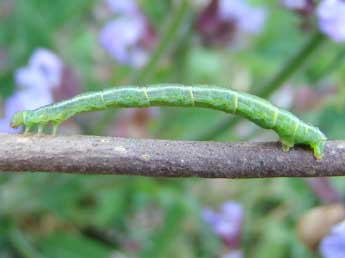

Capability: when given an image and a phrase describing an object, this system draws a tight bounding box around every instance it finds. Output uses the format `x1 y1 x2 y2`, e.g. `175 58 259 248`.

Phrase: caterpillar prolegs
10 84 327 159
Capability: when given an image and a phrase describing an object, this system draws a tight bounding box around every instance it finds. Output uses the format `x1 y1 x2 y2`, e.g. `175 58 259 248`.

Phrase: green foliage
40 233 113 258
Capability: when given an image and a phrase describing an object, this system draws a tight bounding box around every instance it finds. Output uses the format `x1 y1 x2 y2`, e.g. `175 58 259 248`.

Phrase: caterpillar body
10 84 327 159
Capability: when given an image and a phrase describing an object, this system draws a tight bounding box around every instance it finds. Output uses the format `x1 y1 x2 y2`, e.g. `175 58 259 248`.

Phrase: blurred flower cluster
317 0 345 42
202 201 243 258
0 49 63 133
282 0 345 42
99 0 156 68
196 0 266 46
281 0 314 15
320 220 345 258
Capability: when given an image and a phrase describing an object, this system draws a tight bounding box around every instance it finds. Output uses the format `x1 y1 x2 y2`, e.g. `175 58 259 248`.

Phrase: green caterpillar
10 84 327 159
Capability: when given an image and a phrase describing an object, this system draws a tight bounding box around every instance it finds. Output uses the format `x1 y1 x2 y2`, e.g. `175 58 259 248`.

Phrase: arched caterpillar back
10 84 327 159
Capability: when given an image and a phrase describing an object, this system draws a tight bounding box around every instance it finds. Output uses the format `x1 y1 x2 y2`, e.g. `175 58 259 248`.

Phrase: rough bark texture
0 133 344 178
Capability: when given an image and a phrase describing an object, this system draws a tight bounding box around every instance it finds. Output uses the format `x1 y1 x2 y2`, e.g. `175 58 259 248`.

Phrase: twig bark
1 133 344 178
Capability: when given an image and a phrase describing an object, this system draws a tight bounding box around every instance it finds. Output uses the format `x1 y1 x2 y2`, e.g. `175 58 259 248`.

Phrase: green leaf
40 233 112 258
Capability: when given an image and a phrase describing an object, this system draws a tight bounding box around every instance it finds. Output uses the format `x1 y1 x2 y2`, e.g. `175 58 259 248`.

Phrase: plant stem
132 0 189 83
311 46 345 83
195 31 326 141
8 226 44 258
256 32 325 98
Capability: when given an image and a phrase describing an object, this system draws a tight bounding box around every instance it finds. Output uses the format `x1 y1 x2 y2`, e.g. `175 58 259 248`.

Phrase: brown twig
1 134 344 178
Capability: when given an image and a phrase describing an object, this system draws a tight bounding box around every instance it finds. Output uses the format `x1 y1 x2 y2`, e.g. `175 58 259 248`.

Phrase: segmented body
10 84 327 159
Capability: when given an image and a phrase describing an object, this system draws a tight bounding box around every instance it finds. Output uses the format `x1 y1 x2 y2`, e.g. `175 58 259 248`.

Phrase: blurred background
1 0 345 257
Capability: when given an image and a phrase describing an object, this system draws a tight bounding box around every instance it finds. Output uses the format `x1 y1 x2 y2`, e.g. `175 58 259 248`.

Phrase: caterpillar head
10 111 26 128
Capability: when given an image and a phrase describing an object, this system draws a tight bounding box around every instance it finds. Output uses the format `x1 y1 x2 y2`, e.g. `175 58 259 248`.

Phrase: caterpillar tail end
280 138 326 160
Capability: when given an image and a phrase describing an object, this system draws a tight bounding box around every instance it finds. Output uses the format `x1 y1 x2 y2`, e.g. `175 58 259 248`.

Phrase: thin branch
1 134 344 178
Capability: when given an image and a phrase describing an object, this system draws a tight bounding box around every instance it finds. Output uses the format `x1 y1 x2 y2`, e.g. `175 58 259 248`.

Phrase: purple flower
218 0 248 20
0 90 52 133
320 220 345 258
99 16 155 68
0 119 15 133
196 0 266 46
0 48 62 133
15 48 63 90
202 201 243 249
317 0 345 42
29 48 63 87
218 0 266 35
105 0 139 16
4 91 49 118
15 66 53 92
282 0 309 9
222 250 243 258
196 0 236 46
237 8 266 35
281 0 314 14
